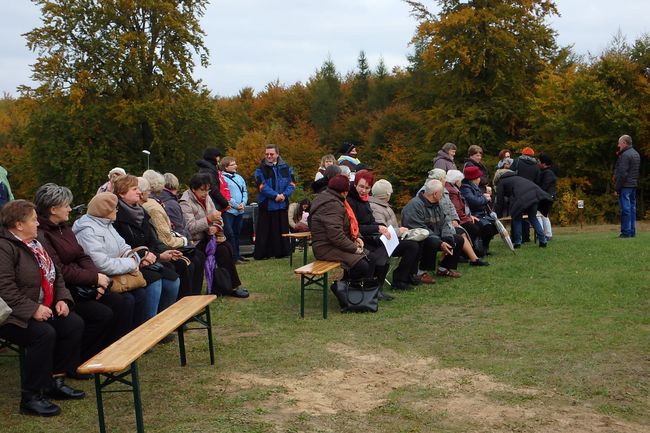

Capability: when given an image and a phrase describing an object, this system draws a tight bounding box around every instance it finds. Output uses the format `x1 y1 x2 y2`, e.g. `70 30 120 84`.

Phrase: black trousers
73 298 113 362
346 257 375 280
254 203 290 259
391 239 420 284
419 234 465 271
0 312 84 392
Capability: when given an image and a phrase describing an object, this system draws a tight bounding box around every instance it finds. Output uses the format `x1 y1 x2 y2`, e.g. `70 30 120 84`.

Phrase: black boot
20 391 61 417
44 376 86 400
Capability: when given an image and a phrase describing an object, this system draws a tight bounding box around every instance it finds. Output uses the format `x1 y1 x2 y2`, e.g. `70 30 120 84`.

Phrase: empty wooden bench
294 260 340 319
77 294 217 433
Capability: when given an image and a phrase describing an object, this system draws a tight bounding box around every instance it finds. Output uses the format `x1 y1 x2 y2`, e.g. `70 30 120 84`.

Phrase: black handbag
330 278 380 313
70 285 98 301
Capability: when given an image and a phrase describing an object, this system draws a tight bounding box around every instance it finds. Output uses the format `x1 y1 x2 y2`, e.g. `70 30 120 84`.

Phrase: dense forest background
1 0 648 224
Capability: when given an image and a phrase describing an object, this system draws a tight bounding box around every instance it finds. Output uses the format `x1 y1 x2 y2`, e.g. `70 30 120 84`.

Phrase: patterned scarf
23 239 55 307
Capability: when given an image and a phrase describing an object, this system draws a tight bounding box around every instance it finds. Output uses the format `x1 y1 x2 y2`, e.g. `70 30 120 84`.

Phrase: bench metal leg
299 273 329 319
178 325 187 366
302 239 308 266
178 306 216 366
131 362 145 433
95 374 107 433
205 306 215 365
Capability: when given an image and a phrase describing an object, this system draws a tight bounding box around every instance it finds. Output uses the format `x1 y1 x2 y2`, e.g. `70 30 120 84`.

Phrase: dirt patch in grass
226 344 648 432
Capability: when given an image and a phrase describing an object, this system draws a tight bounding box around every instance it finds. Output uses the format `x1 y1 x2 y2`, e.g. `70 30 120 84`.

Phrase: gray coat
73 214 139 276
433 150 457 172
401 192 456 240
614 146 640 191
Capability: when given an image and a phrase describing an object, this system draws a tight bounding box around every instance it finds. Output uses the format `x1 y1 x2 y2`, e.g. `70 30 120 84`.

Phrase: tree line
0 0 648 224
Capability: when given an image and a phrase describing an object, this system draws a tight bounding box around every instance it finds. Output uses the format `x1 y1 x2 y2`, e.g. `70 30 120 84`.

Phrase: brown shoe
419 273 436 284
436 269 461 278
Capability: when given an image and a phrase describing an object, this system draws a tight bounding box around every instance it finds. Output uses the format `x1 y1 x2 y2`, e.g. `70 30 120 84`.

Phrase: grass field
1 224 649 432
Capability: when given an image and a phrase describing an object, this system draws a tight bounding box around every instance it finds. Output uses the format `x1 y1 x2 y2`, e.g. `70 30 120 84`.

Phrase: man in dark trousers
253 144 296 259
613 134 640 238
196 148 231 211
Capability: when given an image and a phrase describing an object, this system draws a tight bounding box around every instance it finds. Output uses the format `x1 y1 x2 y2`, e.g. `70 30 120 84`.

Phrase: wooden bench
283 231 312 267
294 260 340 319
77 294 217 433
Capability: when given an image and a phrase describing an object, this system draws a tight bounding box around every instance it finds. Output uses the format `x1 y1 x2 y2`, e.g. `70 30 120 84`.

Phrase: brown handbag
110 247 148 293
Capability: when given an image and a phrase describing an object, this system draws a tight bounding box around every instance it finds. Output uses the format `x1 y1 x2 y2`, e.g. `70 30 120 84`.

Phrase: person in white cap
97 167 126 194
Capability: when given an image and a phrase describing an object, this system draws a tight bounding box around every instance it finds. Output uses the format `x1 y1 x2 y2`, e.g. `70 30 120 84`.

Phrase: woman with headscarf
368 179 421 290
0 200 85 416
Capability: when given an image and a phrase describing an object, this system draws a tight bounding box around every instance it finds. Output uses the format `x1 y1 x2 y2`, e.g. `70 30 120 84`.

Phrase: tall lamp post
142 149 150 170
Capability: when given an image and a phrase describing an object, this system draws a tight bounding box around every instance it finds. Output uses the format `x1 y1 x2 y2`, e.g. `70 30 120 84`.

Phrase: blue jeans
139 278 180 324
512 203 547 245
223 212 244 260
618 187 637 236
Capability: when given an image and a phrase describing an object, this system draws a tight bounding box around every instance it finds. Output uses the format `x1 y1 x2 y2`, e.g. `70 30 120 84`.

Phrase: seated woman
73 193 146 327
459 166 498 255
368 179 421 290
141 173 203 298
345 170 393 299
111 175 180 322
309 175 374 280
155 172 191 240
35 183 134 369
180 173 249 298
288 198 311 233
0 200 85 417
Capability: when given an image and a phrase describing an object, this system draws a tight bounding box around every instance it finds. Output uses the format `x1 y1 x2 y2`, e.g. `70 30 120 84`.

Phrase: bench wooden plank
78 294 216 374
294 260 340 276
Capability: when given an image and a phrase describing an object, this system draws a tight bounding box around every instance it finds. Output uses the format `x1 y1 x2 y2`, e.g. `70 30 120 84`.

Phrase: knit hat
87 193 118 218
328 175 350 193
521 147 535 156
463 166 482 181
202 148 223 161
371 179 393 199
338 142 356 155
108 167 126 178
446 170 464 184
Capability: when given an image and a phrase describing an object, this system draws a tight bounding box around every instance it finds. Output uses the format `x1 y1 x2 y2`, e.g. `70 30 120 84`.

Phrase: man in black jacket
613 135 641 238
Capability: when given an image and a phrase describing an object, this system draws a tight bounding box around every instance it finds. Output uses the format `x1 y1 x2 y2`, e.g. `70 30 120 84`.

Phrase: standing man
613 134 640 238
253 144 296 259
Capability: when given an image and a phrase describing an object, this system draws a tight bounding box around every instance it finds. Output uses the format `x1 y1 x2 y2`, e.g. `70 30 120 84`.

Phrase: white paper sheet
380 225 399 256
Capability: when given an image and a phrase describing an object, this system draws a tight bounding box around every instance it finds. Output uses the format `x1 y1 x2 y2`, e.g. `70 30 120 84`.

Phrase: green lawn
1 226 649 432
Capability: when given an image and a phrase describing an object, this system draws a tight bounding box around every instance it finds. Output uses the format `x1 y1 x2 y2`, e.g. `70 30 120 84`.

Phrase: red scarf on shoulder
343 199 360 240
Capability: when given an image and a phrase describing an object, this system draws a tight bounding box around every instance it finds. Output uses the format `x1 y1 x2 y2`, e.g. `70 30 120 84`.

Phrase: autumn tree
310 57 342 146
405 0 560 153
19 0 222 200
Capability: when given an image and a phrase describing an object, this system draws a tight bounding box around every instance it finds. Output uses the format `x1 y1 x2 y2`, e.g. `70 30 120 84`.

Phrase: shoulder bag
111 246 148 293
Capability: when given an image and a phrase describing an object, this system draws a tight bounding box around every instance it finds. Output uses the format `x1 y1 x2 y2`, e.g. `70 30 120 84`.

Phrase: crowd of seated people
0 143 557 417
0 150 253 416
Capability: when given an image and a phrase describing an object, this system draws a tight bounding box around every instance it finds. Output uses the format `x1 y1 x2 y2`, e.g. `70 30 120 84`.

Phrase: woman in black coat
345 170 393 300
494 170 553 248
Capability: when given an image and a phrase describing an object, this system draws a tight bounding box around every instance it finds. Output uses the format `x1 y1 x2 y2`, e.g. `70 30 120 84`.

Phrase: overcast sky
1 1 648 98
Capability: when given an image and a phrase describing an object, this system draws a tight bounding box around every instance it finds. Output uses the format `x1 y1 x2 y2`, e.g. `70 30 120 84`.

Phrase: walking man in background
613 134 640 238
253 144 295 259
